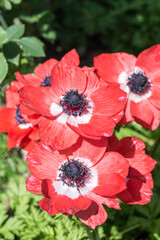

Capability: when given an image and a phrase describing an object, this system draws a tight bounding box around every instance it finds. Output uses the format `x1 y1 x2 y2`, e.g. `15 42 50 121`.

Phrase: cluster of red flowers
0 46 158 228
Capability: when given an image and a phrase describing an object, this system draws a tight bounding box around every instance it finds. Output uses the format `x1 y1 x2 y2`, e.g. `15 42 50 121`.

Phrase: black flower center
127 72 151 94
15 106 26 124
60 89 88 116
40 76 51 87
59 159 90 187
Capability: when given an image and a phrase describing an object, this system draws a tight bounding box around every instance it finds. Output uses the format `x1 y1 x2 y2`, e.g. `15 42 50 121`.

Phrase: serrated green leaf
0 26 7 45
6 24 25 41
0 52 8 83
18 37 45 57
3 42 20 66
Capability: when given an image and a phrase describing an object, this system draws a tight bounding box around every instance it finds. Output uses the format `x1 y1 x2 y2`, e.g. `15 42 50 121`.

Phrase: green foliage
0 7 45 85
0 0 22 10
0 52 8 83
0 175 88 240
18 37 45 57
6 24 24 41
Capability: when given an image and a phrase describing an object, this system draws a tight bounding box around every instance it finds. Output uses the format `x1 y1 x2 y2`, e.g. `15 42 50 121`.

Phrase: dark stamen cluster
15 105 26 124
59 159 90 188
60 89 88 116
40 76 51 87
127 72 151 94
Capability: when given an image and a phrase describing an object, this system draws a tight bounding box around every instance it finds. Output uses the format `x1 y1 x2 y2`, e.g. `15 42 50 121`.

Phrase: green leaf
0 52 8 84
10 0 22 4
6 24 25 41
39 24 56 44
0 27 7 45
4 0 12 10
3 42 20 66
18 37 45 57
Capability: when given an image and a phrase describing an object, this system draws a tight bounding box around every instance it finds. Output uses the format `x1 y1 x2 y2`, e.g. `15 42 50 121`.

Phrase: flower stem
151 131 160 158
0 10 8 30
95 227 101 240
83 223 94 240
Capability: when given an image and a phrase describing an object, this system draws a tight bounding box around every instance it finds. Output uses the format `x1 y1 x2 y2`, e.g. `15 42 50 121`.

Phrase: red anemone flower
0 81 39 150
15 49 81 128
19 52 126 150
107 136 156 205
94 45 160 130
26 137 129 229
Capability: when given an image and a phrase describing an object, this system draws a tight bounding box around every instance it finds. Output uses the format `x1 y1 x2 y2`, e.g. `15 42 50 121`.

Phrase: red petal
149 103 160 130
149 85 160 110
26 142 66 179
118 177 153 205
61 49 80 66
26 175 42 194
118 99 134 125
51 61 87 97
109 137 145 158
93 173 127 197
130 100 154 129
93 152 129 196
78 114 116 138
34 59 58 79
70 137 108 166
94 52 136 83
28 126 39 140
39 117 79 150
15 72 42 87
0 108 16 133
19 105 41 125
136 45 160 81
19 86 57 118
76 201 107 229
42 179 91 214
7 124 32 149
111 110 124 124
66 116 102 140
55 195 91 214
83 68 100 96
91 85 127 116
39 197 59 215
97 151 129 178
20 136 34 151
128 153 156 176
6 81 22 108
87 191 120 210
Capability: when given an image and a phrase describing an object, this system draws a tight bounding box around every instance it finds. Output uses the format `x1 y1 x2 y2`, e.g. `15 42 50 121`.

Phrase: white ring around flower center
118 67 152 103
50 97 93 126
53 157 98 200
18 123 33 129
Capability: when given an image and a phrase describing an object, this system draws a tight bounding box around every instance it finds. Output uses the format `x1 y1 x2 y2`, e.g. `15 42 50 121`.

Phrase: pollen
40 76 51 87
59 159 90 188
127 72 151 94
15 105 26 124
60 89 88 116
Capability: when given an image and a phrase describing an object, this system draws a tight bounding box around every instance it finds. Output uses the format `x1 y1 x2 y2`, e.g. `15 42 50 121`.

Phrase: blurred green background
1 0 160 239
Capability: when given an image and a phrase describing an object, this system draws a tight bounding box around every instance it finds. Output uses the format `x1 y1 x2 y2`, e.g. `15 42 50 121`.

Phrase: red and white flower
19 52 126 150
94 45 160 129
26 137 129 229
0 81 39 150
107 136 156 205
15 49 80 120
